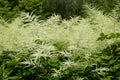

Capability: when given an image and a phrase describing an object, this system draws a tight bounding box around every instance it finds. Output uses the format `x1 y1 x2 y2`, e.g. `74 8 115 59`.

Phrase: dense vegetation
0 0 120 80
0 0 120 20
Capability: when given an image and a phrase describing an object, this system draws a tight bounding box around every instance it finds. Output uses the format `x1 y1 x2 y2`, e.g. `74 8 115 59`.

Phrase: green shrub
0 0 43 21
0 50 25 80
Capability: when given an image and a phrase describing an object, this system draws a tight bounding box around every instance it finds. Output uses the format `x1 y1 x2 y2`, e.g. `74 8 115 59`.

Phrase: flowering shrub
0 6 120 80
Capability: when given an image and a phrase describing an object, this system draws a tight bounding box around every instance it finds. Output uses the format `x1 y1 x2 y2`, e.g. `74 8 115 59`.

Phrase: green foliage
87 0 119 12
19 0 43 16
0 0 43 21
41 0 120 19
0 0 20 21
0 6 120 79
90 42 120 80
53 41 69 51
0 51 25 80
1 0 120 20
97 33 120 41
